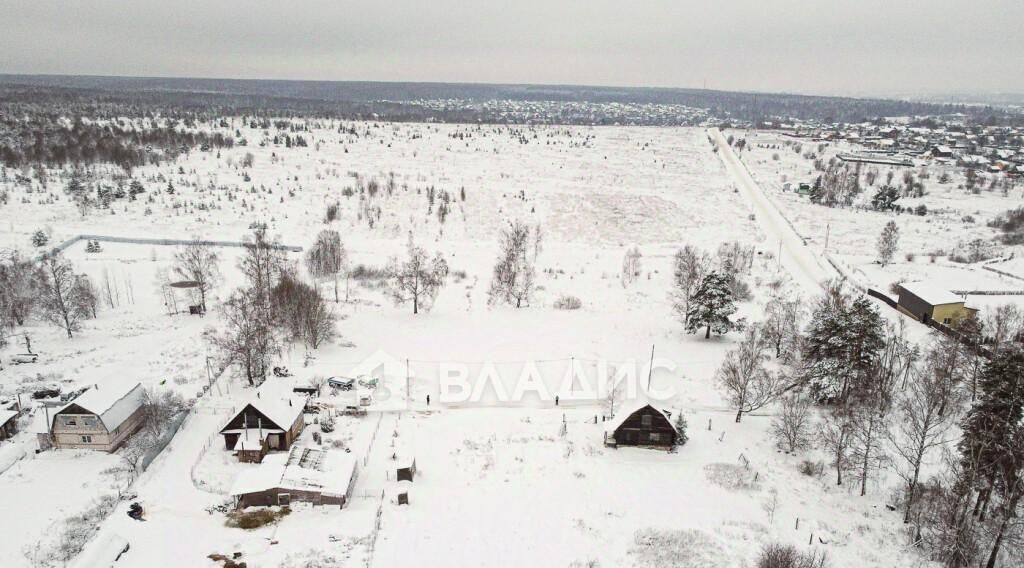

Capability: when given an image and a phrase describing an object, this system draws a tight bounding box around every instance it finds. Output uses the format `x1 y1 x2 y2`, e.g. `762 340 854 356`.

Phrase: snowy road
708 127 836 293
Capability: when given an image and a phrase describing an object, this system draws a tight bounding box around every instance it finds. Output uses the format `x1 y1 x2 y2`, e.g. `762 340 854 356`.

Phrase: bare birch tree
305 229 347 302
670 245 710 325
488 221 536 308
209 289 280 385
39 251 87 338
849 401 890 496
771 396 814 453
717 324 782 422
172 238 221 312
820 408 854 486
386 235 448 314
889 368 953 522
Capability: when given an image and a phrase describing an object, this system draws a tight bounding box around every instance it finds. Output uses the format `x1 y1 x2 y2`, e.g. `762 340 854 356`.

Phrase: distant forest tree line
0 113 234 169
0 76 1021 169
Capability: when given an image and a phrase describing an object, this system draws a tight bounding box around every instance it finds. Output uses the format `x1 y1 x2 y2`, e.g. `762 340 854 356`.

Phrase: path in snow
708 127 837 293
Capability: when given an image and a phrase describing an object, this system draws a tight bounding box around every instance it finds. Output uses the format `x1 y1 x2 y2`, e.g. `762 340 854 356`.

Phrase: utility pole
646 345 655 391
406 358 410 404
824 223 830 252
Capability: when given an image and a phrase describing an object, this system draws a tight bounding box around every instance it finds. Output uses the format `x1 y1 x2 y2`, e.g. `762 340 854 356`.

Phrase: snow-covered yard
0 121 981 566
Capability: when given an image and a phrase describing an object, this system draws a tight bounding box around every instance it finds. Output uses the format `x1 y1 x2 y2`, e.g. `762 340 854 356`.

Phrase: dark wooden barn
604 404 677 448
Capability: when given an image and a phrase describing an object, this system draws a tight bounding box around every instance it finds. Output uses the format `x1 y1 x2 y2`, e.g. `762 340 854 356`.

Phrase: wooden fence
39 233 302 260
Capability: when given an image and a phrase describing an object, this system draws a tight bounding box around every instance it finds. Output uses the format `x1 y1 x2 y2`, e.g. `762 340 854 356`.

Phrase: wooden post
708 418 712 431
795 517 799 530
808 533 813 545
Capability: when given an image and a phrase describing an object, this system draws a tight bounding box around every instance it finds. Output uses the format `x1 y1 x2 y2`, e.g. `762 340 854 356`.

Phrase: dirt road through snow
708 127 836 293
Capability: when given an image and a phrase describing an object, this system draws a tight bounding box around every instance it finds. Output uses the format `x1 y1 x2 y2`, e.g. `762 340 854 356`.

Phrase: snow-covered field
0 122 975 566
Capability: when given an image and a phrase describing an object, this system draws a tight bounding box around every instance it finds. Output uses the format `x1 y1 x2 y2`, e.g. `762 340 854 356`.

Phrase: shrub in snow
755 543 829 568
627 528 730 567
798 460 824 478
225 507 291 530
554 295 582 310
281 550 342 568
704 463 761 492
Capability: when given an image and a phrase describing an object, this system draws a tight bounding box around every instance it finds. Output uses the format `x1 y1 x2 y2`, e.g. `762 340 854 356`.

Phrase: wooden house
604 403 678 448
220 397 305 463
45 381 146 452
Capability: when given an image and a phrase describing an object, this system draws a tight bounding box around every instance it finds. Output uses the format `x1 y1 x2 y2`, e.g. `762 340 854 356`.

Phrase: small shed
604 403 678 448
394 455 417 482
896 282 977 325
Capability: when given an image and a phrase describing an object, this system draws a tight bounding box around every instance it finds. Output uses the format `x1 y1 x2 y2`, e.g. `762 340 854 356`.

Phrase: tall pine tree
803 287 884 403
956 347 1024 567
684 271 743 339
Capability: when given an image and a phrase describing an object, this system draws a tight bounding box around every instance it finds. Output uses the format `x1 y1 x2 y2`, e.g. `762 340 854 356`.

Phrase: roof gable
220 398 303 434
53 382 145 432
605 403 677 434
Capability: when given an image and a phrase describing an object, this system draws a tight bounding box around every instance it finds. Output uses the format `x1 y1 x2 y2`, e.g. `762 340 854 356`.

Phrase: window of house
641 415 652 427
80 435 92 443
649 432 660 442
943 318 951 325
66 418 77 426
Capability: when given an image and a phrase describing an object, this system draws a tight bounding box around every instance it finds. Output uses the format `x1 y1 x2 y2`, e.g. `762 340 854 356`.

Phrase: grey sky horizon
2 1 1022 98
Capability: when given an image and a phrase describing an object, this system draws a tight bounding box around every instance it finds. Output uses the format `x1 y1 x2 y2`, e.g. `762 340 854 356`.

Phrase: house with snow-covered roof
46 381 146 452
229 445 357 508
219 395 305 463
603 402 679 449
896 281 977 326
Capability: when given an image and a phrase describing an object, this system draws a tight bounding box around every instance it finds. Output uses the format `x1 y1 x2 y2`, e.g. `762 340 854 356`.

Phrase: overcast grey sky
1 1 1021 97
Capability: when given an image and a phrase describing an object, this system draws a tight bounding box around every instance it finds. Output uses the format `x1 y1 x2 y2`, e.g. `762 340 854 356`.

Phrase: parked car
60 386 91 402
327 377 355 390
32 388 61 400
273 366 292 378
10 353 38 364
358 377 379 389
